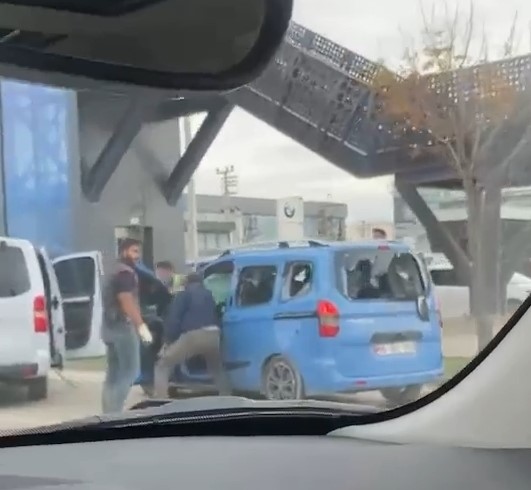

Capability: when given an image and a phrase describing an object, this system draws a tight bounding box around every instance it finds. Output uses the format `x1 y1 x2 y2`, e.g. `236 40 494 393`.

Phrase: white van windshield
334 248 426 301
0 244 31 298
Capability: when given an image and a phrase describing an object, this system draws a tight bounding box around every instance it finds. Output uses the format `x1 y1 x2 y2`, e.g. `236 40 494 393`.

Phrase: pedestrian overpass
4 20 531 291
80 21 531 280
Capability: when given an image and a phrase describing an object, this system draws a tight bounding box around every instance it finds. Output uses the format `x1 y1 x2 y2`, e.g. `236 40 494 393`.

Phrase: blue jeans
101 325 140 414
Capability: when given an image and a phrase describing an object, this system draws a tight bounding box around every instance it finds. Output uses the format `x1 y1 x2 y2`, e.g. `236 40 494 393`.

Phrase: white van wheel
380 385 422 406
262 356 304 400
27 377 48 401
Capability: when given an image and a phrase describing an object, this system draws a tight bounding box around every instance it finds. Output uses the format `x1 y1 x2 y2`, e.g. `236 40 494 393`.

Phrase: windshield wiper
99 396 381 429
1 396 380 436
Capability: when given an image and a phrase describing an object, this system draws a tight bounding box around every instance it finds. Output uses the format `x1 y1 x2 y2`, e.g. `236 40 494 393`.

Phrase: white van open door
38 247 66 368
52 251 104 357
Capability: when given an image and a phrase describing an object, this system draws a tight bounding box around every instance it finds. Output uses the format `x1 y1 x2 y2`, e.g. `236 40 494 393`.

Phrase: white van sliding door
52 252 103 353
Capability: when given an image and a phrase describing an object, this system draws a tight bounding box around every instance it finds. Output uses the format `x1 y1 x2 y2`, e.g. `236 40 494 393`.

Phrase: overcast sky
191 0 531 222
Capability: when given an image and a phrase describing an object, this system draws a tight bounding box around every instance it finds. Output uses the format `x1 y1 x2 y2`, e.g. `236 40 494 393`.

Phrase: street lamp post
183 116 198 263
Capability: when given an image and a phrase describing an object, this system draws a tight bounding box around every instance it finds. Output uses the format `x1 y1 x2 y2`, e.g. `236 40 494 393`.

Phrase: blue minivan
197 240 444 404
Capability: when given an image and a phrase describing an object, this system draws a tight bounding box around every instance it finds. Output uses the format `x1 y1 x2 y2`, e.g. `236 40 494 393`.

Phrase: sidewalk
50 369 104 384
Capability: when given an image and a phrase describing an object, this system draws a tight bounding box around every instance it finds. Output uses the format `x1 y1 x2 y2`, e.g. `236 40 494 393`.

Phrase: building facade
0 78 351 271
0 81 186 271
183 194 348 260
347 221 395 240
393 185 531 252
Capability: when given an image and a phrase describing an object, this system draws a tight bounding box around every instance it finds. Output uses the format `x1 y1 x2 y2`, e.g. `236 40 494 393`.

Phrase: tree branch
503 11 519 57
434 134 466 179
459 1 474 68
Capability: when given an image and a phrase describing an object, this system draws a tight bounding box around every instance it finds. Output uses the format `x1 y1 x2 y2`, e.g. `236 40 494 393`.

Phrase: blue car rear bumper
303 366 444 396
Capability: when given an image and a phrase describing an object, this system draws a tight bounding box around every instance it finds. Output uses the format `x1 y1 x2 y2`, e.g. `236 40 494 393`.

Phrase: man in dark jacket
153 272 230 398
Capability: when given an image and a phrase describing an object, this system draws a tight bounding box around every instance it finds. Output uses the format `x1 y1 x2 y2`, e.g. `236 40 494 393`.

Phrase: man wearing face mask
101 238 153 413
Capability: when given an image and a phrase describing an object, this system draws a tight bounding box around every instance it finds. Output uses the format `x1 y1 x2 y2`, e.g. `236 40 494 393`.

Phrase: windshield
0 0 530 432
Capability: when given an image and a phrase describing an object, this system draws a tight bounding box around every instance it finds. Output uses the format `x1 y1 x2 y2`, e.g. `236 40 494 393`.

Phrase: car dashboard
0 435 529 490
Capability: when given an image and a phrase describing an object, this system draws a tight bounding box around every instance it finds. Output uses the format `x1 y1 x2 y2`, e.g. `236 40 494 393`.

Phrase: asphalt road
0 370 401 432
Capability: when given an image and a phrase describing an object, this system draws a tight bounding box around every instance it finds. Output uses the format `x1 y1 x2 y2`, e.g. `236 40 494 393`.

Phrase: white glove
137 323 153 345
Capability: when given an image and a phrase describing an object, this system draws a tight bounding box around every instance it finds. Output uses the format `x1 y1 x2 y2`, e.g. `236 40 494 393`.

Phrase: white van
0 237 104 401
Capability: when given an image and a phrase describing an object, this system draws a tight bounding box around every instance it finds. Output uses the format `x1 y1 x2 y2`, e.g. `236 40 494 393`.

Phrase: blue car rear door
271 258 322 368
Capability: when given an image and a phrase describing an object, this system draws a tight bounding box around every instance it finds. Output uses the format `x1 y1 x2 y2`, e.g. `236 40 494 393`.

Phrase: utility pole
216 165 238 245
216 165 238 216
183 116 198 263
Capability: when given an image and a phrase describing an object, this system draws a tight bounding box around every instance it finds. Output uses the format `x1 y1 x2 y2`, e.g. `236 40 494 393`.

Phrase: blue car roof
208 240 411 264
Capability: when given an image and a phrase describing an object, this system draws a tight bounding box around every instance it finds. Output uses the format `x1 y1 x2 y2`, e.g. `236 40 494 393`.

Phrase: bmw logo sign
284 203 296 218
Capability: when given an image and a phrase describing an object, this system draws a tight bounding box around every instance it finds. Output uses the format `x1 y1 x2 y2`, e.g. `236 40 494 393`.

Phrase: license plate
373 341 416 355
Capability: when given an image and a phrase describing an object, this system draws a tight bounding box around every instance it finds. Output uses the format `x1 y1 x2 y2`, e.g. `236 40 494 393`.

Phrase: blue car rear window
334 248 425 301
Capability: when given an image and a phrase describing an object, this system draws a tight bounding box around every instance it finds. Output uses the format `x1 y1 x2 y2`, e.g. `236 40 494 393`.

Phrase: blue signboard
1 80 73 251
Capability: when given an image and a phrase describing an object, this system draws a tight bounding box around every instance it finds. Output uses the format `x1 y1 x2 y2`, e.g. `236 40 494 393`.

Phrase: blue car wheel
262 356 304 401
380 385 422 406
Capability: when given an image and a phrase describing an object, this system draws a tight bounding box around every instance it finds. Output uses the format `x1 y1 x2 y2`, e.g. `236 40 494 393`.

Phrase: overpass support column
474 185 503 315
395 179 471 284
163 102 233 206
81 97 161 202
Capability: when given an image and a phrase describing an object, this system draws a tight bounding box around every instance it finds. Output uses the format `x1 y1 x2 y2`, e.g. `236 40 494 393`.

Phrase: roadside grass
444 356 472 380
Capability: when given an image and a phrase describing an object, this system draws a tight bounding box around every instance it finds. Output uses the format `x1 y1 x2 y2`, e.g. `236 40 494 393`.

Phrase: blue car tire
262 355 304 400
380 384 422 406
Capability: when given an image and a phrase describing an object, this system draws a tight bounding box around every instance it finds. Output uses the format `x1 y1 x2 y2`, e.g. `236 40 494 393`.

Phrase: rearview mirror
0 0 292 92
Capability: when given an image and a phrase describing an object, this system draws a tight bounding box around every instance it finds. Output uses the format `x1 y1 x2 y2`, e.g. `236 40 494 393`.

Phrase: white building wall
347 221 395 240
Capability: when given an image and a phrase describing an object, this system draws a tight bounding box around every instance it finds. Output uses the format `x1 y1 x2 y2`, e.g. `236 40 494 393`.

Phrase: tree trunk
466 183 502 352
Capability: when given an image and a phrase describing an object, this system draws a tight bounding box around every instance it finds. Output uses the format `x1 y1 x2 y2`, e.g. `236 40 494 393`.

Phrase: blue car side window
280 261 313 301
236 265 277 307
203 260 234 306
204 272 232 305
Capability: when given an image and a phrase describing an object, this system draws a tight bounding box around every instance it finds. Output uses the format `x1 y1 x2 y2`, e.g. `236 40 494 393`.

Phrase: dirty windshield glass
0 0 530 430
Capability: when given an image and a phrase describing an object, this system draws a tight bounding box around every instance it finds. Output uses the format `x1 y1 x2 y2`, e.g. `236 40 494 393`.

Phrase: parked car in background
426 254 531 321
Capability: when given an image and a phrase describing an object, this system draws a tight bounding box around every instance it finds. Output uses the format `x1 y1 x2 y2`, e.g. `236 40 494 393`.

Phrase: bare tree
373 2 531 350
